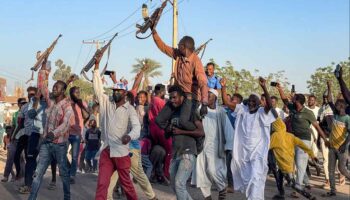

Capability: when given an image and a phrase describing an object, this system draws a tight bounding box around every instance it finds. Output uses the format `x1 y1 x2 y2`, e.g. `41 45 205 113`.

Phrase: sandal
18 186 31 194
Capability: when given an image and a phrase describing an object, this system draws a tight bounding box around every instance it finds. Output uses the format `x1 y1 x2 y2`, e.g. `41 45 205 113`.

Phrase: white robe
195 107 233 197
231 105 275 200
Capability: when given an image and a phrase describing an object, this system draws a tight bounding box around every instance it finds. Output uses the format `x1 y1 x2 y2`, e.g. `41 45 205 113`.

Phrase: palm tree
131 58 162 90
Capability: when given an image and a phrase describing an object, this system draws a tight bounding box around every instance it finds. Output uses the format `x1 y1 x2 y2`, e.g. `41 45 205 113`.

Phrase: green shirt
288 104 316 141
12 111 19 128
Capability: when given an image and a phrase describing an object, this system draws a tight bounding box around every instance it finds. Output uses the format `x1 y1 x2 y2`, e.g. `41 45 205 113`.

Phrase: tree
131 58 162 91
307 58 350 101
52 59 94 101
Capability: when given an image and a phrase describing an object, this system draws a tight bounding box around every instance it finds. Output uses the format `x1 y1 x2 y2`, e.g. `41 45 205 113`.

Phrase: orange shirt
152 31 209 104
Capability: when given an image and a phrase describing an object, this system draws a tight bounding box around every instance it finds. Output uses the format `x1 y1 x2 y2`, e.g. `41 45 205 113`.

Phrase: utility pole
82 40 105 50
170 0 178 85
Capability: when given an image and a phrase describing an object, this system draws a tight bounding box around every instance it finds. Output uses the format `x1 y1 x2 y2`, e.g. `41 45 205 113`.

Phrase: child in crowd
85 119 101 173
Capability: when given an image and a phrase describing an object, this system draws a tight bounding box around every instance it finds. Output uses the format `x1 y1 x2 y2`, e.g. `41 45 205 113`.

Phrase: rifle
195 38 212 60
80 32 118 82
136 1 168 39
31 34 62 71
26 34 62 84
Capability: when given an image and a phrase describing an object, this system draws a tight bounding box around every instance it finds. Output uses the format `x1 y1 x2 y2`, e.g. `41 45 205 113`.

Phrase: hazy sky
1 0 349 95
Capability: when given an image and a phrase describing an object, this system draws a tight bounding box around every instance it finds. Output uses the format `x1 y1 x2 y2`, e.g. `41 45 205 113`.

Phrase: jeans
328 147 350 193
226 150 233 187
25 132 41 187
28 142 70 200
14 135 28 178
3 141 17 178
85 150 98 171
141 154 153 179
170 154 196 200
295 139 311 190
67 134 81 177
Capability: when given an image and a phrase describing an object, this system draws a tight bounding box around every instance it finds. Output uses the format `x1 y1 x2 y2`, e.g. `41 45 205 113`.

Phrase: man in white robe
195 89 234 200
229 77 276 200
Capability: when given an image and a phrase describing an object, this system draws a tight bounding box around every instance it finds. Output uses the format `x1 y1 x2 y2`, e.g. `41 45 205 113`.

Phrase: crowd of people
1 25 350 200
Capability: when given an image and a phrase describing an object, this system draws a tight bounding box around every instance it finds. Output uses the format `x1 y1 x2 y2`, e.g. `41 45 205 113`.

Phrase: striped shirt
329 114 350 149
44 98 74 144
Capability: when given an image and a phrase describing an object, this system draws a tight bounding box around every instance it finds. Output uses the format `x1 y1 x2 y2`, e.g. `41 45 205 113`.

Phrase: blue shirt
225 107 236 128
129 140 140 150
207 75 221 89
27 98 48 134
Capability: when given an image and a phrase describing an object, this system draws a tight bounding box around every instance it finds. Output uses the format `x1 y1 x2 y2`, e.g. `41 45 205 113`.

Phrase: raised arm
131 71 144 92
152 30 176 59
93 52 108 103
276 83 289 106
327 80 336 112
220 78 237 111
259 77 273 113
335 65 350 105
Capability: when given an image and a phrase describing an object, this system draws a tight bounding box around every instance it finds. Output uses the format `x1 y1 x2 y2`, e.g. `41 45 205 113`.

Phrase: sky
1 0 349 95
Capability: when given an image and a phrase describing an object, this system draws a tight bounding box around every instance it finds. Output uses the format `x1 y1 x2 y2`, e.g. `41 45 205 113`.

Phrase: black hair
126 91 135 105
5 125 12 130
233 93 243 103
56 80 68 91
137 90 148 97
271 96 279 101
206 62 216 69
295 93 306 105
69 86 79 98
308 94 317 100
154 84 166 95
27 86 37 93
168 85 185 97
17 98 26 104
335 99 347 108
261 94 266 98
181 36 195 52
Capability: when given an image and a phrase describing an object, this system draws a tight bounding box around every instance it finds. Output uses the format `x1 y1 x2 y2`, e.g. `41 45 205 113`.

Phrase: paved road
0 150 349 200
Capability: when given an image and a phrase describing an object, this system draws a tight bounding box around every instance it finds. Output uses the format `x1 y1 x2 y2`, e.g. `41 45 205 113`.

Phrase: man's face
248 95 260 111
112 89 126 103
323 96 328 104
169 91 184 108
27 90 36 101
178 39 187 56
18 100 26 109
207 65 215 77
308 97 316 107
335 100 345 113
52 83 64 98
232 96 241 104
208 92 216 106
271 98 277 108
137 93 147 106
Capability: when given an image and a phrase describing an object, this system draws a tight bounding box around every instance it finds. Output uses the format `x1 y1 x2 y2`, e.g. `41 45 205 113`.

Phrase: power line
73 43 83 72
84 0 151 41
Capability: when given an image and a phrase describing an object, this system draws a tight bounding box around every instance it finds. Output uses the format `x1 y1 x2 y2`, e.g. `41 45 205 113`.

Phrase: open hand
220 77 227 87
